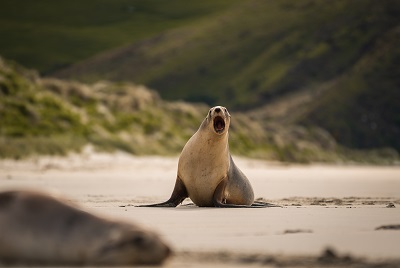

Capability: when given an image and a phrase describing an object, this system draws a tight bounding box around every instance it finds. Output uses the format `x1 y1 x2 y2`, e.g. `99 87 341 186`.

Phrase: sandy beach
1 152 400 267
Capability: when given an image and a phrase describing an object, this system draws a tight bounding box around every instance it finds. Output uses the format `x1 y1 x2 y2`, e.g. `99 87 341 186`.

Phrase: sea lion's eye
224 108 227 112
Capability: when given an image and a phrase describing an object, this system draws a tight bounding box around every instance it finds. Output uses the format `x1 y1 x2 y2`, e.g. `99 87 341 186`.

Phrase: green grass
1 0 399 157
0 0 240 72
50 1 399 106
0 57 206 158
299 24 400 151
44 1 400 153
0 56 397 164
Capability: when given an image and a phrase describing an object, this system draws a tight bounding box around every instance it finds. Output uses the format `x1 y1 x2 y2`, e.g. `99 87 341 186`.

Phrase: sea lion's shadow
171 203 281 210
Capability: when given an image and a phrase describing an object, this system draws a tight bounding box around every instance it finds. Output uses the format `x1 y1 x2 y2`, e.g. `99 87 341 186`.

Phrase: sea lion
0 190 171 266
140 106 273 208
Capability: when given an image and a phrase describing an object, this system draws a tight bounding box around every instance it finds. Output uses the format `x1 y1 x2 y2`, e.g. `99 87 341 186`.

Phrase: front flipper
213 178 281 208
212 177 251 208
137 177 188 207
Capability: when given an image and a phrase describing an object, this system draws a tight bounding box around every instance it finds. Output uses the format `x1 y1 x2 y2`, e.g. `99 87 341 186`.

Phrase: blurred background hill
0 0 399 163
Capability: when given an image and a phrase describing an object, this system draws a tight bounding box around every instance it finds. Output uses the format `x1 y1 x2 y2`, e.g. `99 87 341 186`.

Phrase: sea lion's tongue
216 121 223 131
214 117 225 133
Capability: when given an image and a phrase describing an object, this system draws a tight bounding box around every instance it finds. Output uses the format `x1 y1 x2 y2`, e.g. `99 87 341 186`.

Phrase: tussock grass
1 57 398 164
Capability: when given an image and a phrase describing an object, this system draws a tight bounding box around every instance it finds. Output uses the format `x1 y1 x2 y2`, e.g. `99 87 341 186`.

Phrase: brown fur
0 190 171 265
140 106 261 208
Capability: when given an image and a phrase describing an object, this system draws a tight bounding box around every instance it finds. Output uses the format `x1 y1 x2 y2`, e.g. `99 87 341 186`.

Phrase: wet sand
1 152 400 267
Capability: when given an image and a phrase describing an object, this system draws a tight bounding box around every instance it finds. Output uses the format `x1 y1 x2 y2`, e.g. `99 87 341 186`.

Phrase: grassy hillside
1 0 399 154
52 0 400 152
0 0 239 73
1 57 395 164
0 56 204 158
1 57 398 164
299 26 400 151
251 24 400 151
52 1 399 105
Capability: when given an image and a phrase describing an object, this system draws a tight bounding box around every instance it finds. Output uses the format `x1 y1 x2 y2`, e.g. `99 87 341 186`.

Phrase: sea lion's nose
215 107 221 113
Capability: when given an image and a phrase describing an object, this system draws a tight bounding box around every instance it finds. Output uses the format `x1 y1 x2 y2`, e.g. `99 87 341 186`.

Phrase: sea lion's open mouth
213 116 225 134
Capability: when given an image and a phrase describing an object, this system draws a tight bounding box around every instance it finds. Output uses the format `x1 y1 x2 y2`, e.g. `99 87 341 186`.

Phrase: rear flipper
213 200 281 208
137 177 188 207
251 201 282 208
213 178 281 208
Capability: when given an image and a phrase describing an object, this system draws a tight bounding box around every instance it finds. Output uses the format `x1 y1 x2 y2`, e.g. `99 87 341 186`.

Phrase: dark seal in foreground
0 190 171 266
139 106 276 208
